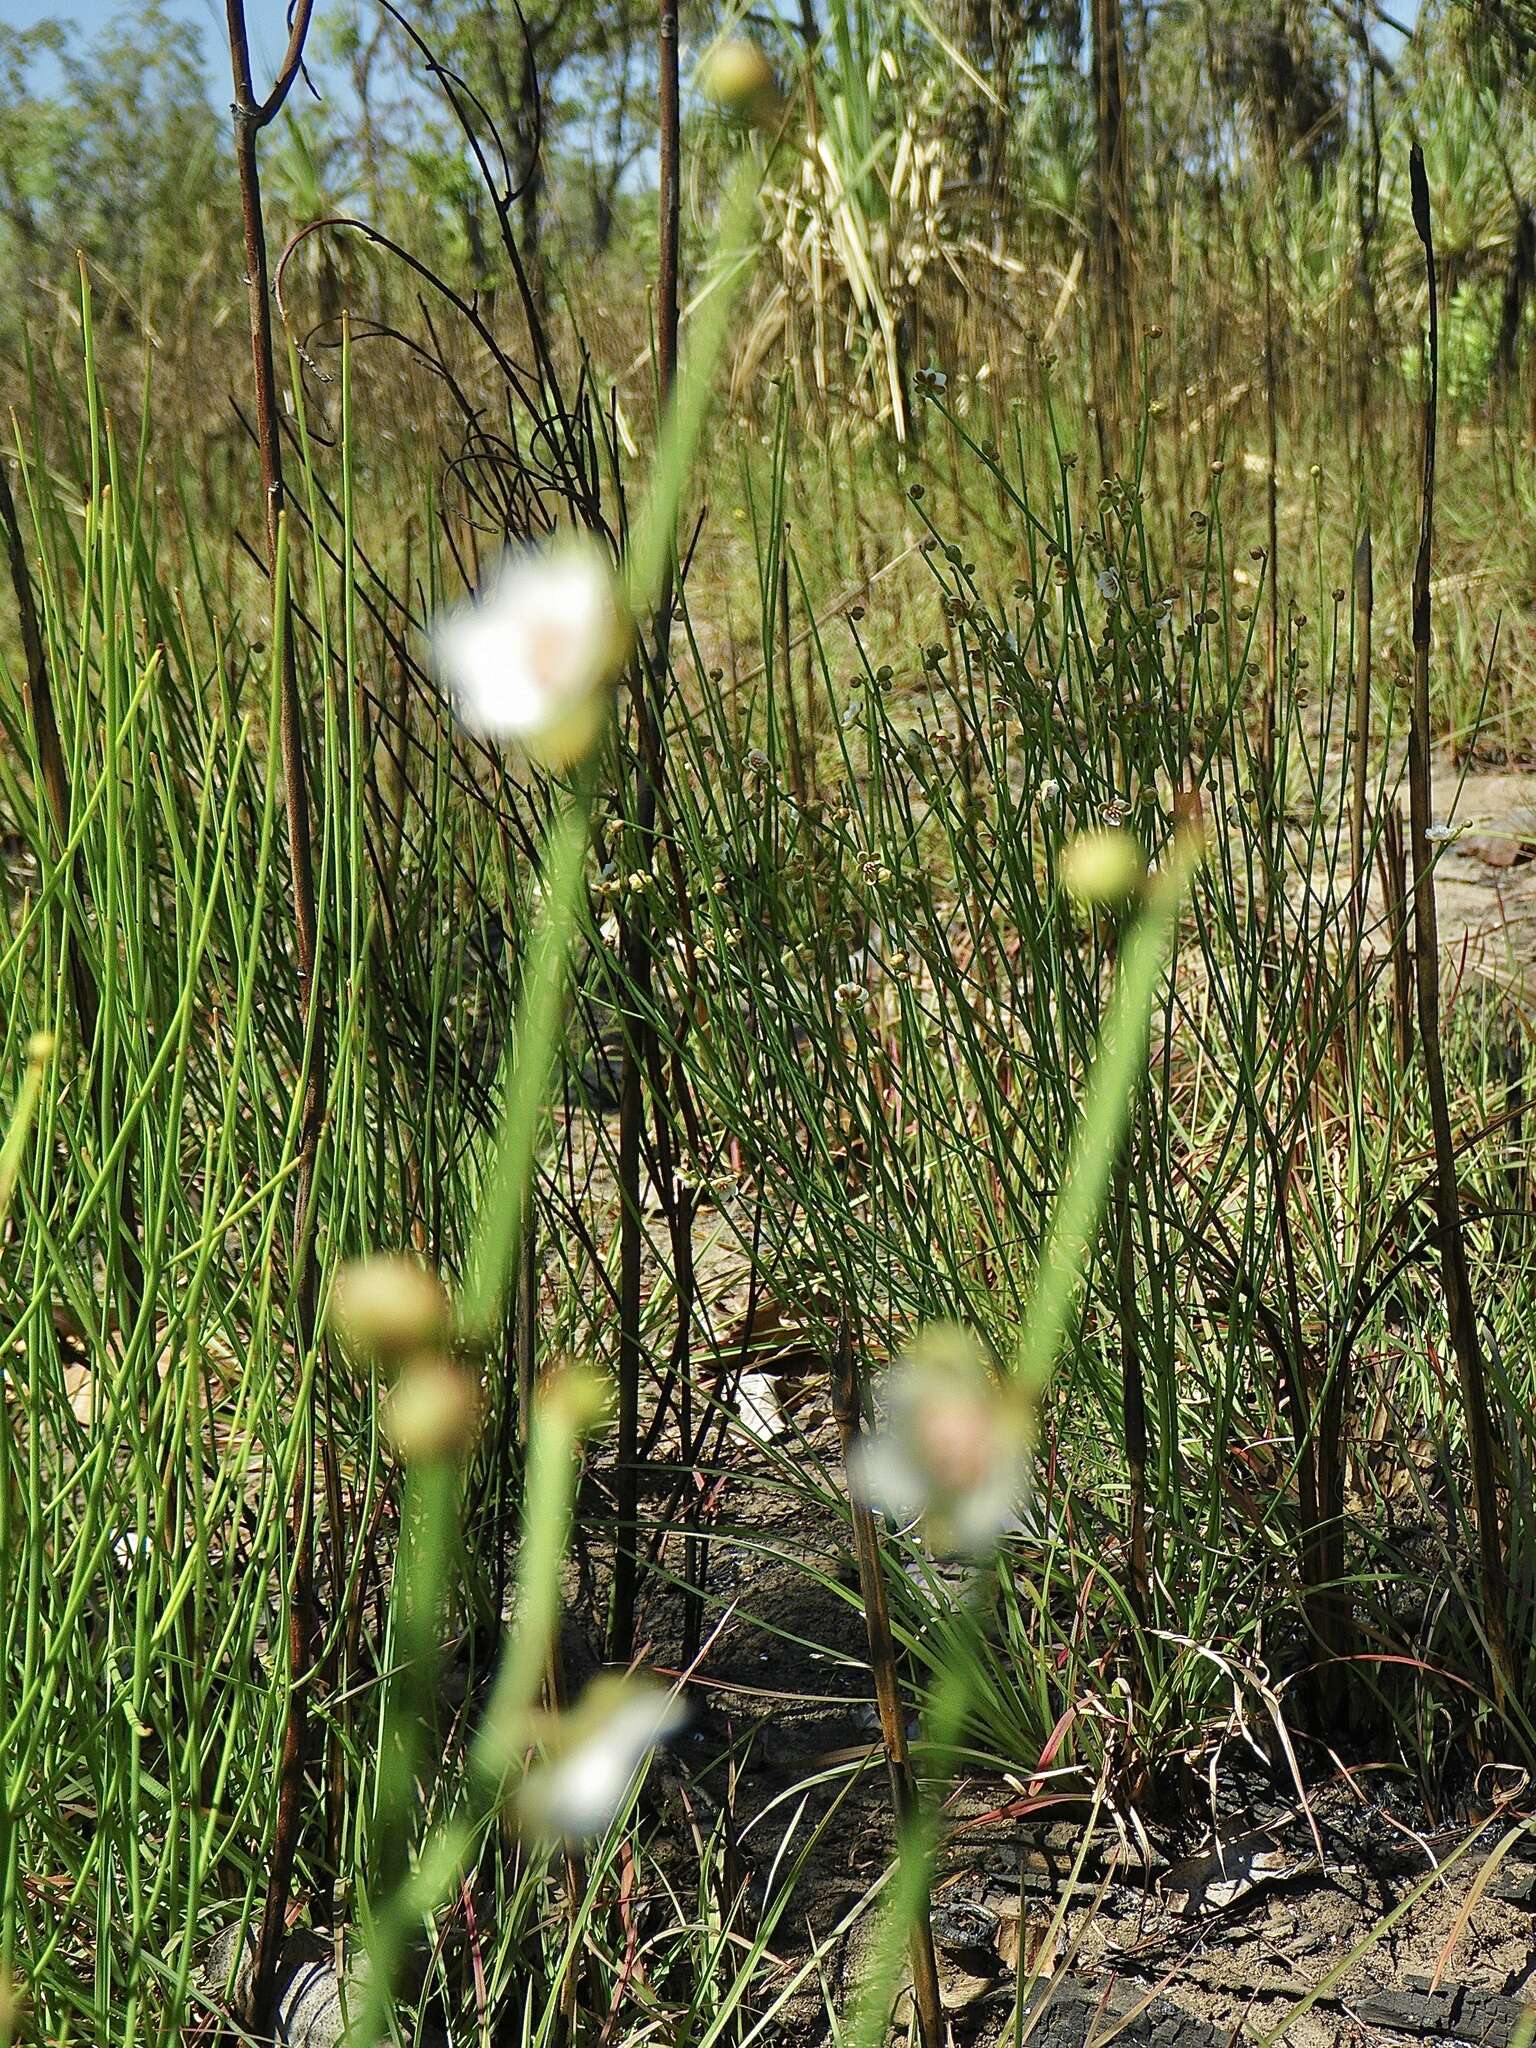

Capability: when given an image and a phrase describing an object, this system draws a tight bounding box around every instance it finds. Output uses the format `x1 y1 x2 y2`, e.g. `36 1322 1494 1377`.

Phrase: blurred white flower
517 1675 687 1840
849 1323 1032 1556
432 538 629 763
1096 568 1121 603
1424 822 1457 845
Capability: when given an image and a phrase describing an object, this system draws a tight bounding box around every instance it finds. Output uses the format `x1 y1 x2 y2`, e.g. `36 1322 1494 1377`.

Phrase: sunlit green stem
0 1033 55 1233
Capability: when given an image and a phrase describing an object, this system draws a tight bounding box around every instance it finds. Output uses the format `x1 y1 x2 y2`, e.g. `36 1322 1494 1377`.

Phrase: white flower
1096 568 1121 604
1424 822 1457 845
849 1323 1032 1556
432 538 629 763
736 1369 784 1444
517 1675 687 1840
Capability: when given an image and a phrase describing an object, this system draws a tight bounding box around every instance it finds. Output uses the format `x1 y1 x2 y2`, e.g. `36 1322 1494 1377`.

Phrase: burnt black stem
1262 258 1280 800
1348 525 1372 1051
610 0 681 1664
221 0 328 2021
1407 140 1512 1717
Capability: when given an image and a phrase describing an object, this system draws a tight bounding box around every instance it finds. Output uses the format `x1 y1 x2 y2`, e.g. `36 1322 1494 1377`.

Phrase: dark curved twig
222 0 330 2018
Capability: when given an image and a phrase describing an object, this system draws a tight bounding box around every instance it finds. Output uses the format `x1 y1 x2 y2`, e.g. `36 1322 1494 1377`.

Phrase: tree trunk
1092 0 1134 423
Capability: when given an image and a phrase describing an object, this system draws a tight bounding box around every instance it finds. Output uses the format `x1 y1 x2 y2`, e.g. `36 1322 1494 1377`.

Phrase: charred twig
1406 141 1512 1715
1262 258 1281 801
1347 526 1372 1065
221 0 328 2019
1115 1158 1151 1635
610 0 683 1663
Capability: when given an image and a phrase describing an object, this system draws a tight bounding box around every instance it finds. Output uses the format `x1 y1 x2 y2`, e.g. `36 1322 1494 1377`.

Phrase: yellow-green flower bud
1060 828 1145 907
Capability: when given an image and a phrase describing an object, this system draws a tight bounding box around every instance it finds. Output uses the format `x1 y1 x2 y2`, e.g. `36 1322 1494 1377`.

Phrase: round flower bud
698 38 779 123
331 1254 450 1365
540 1360 613 1438
1061 829 1145 907
384 1356 482 1461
